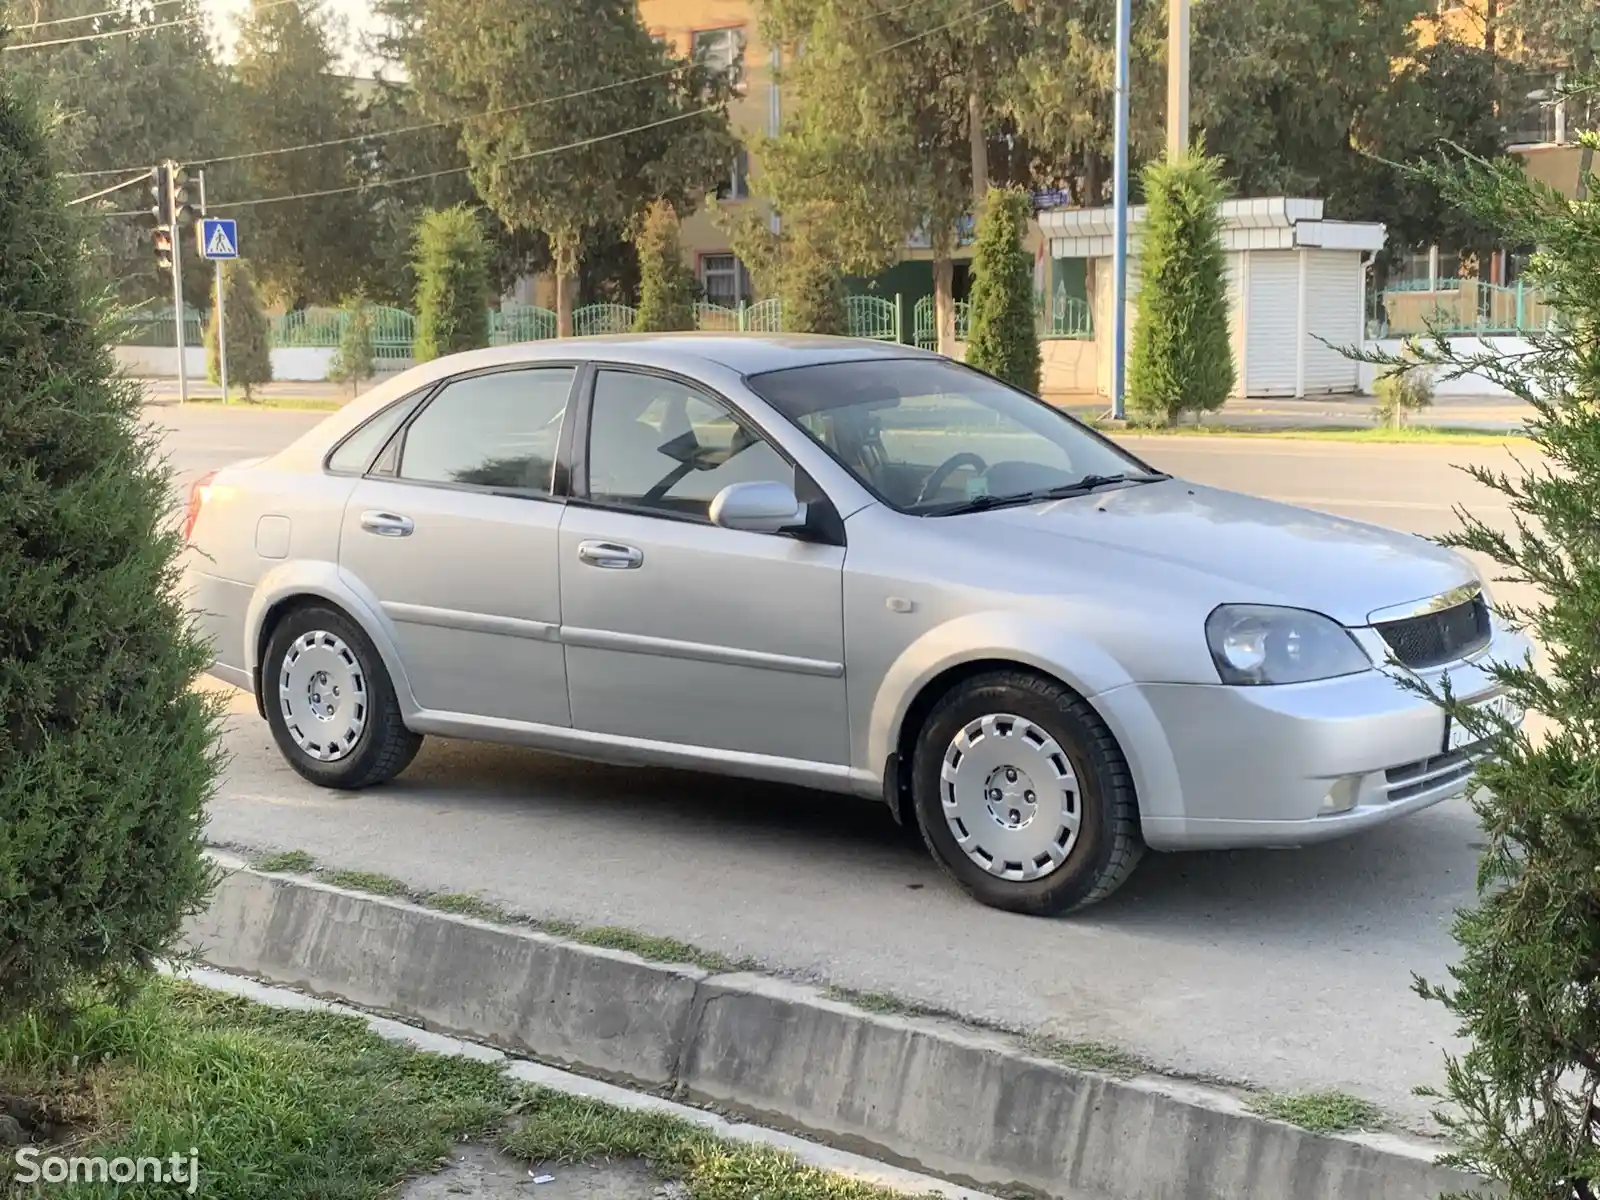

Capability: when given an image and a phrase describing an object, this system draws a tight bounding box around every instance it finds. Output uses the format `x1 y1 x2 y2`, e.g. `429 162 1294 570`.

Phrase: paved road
153 403 1533 1129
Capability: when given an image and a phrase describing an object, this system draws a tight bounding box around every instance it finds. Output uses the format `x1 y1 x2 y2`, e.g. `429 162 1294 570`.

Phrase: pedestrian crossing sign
198 218 239 260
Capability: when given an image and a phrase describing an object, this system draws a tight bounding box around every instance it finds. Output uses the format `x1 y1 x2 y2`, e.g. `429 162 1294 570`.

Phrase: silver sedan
182 335 1526 914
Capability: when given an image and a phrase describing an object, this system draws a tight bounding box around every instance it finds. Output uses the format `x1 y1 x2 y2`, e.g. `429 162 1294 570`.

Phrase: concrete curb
184 860 1478 1200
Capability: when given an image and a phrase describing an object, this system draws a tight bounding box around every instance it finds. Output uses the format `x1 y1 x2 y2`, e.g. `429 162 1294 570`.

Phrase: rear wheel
911 670 1144 914
263 604 421 789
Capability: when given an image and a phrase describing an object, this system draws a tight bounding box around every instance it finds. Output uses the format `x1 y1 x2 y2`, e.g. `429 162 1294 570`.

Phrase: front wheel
263 603 422 789
911 670 1144 915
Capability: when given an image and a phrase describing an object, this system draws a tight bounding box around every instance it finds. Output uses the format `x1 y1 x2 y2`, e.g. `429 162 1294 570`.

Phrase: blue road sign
198 218 239 260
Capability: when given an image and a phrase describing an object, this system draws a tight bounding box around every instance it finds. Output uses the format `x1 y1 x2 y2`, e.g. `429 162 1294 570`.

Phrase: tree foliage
5 0 232 305
327 290 377 394
386 0 734 335
231 0 371 309
1356 123 1600 1200
778 212 847 336
756 0 1028 353
964 187 1040 394
205 261 272 400
0 64 218 1019
413 205 489 362
632 202 698 333
1127 151 1235 423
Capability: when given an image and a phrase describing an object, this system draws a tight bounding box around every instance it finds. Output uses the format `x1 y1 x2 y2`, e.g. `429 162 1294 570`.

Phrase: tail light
183 470 217 542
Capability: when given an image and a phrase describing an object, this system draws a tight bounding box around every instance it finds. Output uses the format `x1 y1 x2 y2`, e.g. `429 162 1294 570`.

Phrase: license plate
1446 693 1523 752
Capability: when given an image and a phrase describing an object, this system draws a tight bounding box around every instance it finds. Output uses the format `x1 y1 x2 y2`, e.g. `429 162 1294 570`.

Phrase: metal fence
117 294 913 355
911 296 971 349
1368 279 1556 338
115 303 205 348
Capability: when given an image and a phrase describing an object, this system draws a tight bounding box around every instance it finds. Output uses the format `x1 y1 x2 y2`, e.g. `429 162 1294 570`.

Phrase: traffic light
172 167 201 227
153 226 174 274
149 164 173 225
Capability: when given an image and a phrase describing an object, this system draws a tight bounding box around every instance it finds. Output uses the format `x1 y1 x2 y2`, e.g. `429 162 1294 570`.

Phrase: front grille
1385 747 1482 803
1375 594 1491 669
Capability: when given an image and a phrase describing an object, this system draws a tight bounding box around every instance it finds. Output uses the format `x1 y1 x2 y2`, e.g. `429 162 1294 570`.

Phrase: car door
558 366 849 766
338 363 577 728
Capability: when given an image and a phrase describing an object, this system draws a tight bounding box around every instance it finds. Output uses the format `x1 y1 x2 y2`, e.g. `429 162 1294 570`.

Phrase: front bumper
1100 624 1530 852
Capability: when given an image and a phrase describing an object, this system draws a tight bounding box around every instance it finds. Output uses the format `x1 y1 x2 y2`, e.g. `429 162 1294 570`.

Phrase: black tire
262 603 422 789
911 669 1144 915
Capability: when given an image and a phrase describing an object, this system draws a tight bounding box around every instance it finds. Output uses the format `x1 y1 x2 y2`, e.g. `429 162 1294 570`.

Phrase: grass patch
1248 1089 1385 1134
250 849 316 874
504 1089 912 1200
0 982 915 1200
1023 1034 1147 1078
228 848 753 973
1105 422 1523 445
824 986 945 1019
572 927 756 974
1 980 517 1199
321 869 415 899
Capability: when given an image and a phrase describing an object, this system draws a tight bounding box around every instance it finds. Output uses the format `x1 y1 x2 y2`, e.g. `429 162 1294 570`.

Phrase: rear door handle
360 510 414 537
577 540 643 569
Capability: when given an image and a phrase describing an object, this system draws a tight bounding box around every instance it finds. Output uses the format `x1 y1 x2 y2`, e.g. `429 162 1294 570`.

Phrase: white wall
115 346 207 377
113 345 378 383
1359 336 1540 399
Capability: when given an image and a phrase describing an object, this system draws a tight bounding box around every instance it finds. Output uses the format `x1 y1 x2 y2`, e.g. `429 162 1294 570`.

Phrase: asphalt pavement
151 402 1534 1130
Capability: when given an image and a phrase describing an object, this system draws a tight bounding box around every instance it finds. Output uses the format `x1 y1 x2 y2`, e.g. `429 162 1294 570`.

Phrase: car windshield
744 357 1157 515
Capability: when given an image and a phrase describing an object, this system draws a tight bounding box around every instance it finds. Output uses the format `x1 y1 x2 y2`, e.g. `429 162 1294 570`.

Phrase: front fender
864 611 1182 825
243 560 418 714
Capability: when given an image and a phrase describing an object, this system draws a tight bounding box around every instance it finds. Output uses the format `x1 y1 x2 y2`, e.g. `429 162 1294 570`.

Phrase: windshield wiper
925 471 1169 517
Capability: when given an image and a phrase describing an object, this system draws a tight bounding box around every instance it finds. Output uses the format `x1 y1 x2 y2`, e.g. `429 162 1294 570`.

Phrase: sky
204 0 386 73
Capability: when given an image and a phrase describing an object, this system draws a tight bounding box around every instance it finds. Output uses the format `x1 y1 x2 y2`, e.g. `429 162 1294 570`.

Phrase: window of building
585 370 793 522
398 367 574 494
715 146 750 200
692 26 746 88
700 253 754 308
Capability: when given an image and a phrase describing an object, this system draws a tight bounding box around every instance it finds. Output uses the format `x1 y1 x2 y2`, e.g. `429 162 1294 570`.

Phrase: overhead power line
13 0 184 32
5 0 294 52
182 64 688 171
203 105 720 212
68 169 154 205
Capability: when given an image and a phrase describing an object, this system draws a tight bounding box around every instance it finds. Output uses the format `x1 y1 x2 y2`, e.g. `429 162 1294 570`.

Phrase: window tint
746 358 1145 513
586 370 794 521
327 395 416 474
399 367 573 494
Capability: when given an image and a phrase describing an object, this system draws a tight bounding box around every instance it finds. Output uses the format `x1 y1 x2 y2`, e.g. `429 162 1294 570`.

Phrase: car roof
414 332 942 378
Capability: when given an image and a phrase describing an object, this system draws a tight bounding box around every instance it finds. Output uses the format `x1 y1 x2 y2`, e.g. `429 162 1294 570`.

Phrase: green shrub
779 214 847 336
1368 122 1600 1198
965 187 1041 394
1127 150 1235 424
0 70 220 1021
413 205 489 362
1372 364 1434 428
327 289 377 394
204 261 273 401
632 201 698 333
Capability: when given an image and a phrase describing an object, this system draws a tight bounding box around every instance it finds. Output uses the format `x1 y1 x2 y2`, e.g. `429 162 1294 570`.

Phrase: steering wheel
916 452 988 505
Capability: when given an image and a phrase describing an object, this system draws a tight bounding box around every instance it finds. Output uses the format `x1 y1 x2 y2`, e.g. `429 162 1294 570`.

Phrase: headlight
1205 605 1372 686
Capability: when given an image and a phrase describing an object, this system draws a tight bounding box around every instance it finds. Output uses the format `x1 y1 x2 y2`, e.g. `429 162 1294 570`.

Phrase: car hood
958 478 1475 626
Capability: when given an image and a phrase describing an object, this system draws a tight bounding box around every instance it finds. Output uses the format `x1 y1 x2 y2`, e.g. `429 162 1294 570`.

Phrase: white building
1040 197 1387 399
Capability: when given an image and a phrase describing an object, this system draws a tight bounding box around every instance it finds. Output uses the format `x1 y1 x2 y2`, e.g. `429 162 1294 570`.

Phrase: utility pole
1111 0 1132 420
1167 0 1191 158
152 161 190 404
198 170 227 403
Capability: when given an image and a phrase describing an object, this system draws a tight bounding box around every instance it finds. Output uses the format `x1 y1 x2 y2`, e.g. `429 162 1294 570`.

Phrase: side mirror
709 480 806 534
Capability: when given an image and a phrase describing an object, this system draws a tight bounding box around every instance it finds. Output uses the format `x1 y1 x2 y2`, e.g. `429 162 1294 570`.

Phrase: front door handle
577 540 643 569
360 510 414 537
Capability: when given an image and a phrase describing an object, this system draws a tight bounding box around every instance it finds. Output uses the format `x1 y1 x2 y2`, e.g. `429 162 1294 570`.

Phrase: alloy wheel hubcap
278 630 367 762
941 713 1081 881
